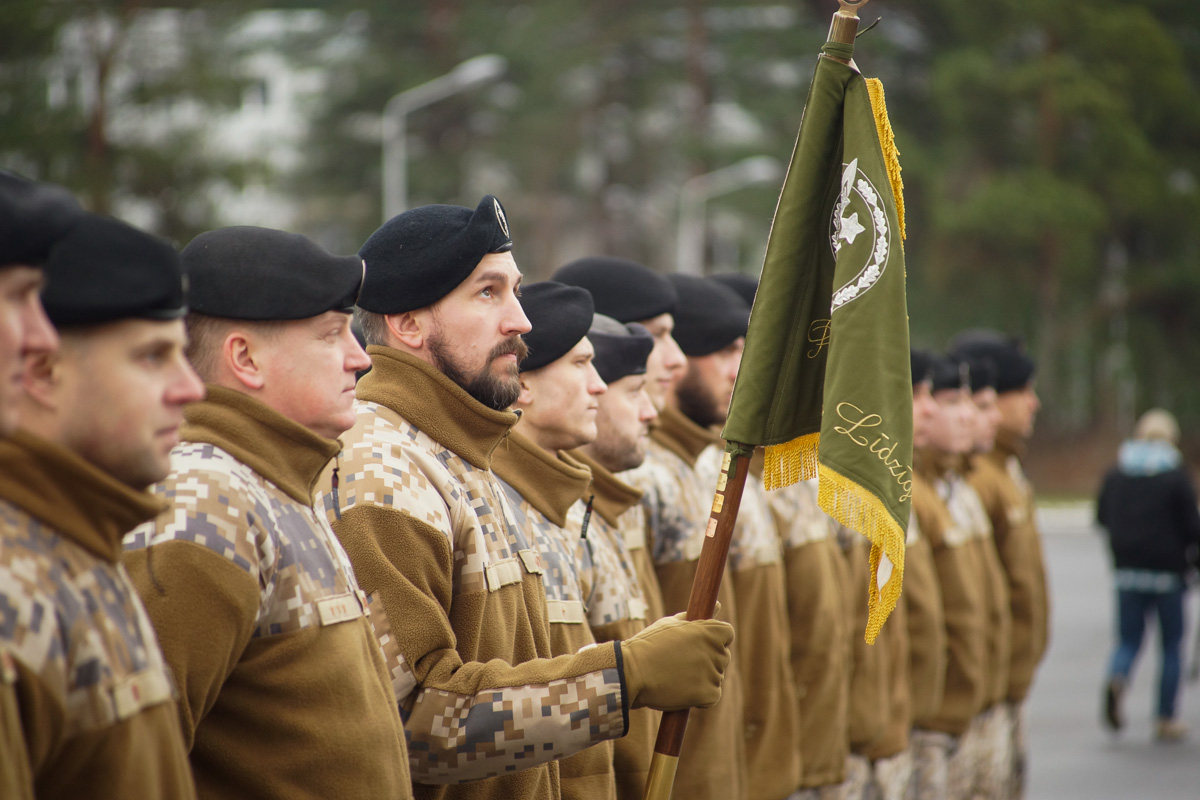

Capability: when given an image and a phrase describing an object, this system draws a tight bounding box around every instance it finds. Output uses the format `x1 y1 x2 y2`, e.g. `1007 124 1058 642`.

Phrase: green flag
721 38 912 644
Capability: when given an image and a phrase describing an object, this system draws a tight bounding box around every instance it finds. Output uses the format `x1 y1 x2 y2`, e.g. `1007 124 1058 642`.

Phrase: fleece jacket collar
913 447 962 481
493 430 592 528
993 427 1027 460
0 430 164 562
565 449 643 529
182 385 340 505
651 405 720 469
356 346 518 470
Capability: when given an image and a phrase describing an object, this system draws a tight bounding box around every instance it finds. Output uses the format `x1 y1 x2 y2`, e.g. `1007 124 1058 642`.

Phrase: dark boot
1103 678 1125 731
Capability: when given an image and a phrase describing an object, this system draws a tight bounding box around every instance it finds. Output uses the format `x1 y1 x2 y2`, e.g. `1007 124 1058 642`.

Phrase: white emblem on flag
829 157 891 312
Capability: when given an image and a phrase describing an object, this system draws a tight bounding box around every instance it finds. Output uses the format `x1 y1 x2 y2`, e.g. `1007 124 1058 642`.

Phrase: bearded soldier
491 281 616 800
123 227 410 800
1 212 204 799
566 315 663 800
0 173 80 800
323 196 733 800
673 273 803 800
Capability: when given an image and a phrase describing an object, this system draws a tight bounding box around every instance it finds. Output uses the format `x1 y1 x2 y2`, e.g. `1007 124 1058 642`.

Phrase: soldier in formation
123 226 410 799
0 203 203 799
0 179 1054 800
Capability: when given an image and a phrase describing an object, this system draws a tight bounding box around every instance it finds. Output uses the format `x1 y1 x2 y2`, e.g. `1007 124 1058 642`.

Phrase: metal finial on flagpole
829 0 870 60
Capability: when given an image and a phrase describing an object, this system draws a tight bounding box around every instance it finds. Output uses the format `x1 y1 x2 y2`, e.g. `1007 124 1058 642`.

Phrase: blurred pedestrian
1096 408 1200 742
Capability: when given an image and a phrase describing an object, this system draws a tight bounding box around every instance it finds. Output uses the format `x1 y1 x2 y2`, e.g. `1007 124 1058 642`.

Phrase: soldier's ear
224 330 265 391
384 311 424 350
515 374 535 408
20 351 60 410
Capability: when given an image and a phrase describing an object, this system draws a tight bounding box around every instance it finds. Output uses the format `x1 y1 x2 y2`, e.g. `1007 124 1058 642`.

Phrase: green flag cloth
721 39 912 644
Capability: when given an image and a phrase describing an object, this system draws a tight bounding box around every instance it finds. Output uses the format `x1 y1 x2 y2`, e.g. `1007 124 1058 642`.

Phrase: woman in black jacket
1097 408 1200 741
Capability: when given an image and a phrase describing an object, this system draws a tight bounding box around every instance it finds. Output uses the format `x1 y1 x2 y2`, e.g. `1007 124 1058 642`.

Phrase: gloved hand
618 612 734 711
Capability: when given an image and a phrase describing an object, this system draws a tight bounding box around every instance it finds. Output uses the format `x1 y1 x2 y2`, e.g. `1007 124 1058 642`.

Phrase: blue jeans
1106 587 1186 719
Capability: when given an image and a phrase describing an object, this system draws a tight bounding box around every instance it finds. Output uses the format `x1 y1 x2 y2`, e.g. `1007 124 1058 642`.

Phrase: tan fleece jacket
842 530 889 753
566 449 662 800
965 455 1014 708
902 512 946 724
623 406 747 800
0 653 33 800
493 432 616 800
124 387 409 800
0 431 195 800
703 452 800 800
768 480 851 789
862 597 911 761
911 454 988 737
969 433 1049 703
320 348 628 800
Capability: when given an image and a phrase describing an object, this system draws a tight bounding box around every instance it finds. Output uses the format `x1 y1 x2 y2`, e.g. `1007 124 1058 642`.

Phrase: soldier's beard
588 412 647 474
429 332 529 411
676 367 727 429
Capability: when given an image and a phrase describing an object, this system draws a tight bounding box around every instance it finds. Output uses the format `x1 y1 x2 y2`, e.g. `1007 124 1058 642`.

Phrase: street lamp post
675 155 782 275
381 54 507 222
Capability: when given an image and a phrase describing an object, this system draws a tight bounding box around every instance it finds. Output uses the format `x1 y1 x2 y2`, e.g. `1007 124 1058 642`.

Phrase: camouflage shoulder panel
0 500 177 731
696 448 782 571
129 442 367 639
499 480 583 606
944 478 992 544
571 503 648 629
330 401 462 541
621 439 709 566
335 401 535 598
126 441 279 579
767 479 834 549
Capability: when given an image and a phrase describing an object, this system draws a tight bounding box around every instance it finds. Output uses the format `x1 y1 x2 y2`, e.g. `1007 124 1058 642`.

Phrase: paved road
1026 505 1200 799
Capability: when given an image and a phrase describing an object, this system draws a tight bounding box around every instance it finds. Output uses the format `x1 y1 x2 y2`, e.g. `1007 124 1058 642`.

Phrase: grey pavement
1027 503 1200 799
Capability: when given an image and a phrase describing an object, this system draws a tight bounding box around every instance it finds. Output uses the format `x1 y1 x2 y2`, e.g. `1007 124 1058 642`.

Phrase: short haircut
184 312 285 382
355 307 391 348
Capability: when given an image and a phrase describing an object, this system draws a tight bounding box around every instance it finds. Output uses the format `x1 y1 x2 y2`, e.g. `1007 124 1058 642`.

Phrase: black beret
929 354 967 393
552 257 677 323
42 213 185 328
710 272 759 308
948 329 1036 393
518 281 595 373
0 171 83 268
910 348 934 386
588 314 654 384
181 226 362 321
667 274 749 357
357 194 513 314
952 353 998 393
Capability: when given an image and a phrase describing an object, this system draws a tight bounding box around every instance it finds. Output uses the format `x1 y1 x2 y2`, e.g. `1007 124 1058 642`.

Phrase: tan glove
619 612 734 711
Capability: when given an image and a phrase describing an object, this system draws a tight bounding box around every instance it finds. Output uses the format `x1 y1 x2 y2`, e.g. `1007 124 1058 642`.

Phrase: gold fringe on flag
865 78 905 242
762 432 821 491
817 463 906 644
763 433 907 644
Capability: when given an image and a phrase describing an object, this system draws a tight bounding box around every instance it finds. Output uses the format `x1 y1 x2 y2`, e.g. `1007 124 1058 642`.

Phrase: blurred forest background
3 0 1199 493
